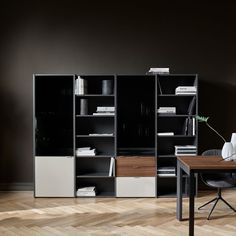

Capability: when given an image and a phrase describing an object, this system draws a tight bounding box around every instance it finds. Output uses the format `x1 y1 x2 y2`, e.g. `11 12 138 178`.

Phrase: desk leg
177 160 183 220
189 171 195 236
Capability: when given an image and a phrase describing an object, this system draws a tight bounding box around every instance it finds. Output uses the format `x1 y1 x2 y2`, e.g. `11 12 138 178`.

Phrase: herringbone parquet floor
0 190 236 235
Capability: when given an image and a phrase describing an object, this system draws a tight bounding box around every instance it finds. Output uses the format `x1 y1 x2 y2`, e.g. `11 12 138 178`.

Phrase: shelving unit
33 73 198 198
156 74 198 197
75 75 116 197
33 74 75 197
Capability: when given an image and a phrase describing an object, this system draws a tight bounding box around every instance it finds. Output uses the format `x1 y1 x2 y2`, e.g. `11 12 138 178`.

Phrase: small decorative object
196 116 233 161
230 133 236 160
102 80 113 95
80 99 88 115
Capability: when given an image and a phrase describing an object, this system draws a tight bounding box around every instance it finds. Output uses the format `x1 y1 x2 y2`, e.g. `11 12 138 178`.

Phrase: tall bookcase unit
33 74 75 197
116 75 156 197
75 75 116 197
33 73 198 198
156 74 198 197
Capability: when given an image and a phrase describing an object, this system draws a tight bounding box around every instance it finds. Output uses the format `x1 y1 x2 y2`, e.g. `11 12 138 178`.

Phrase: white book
175 145 196 149
149 68 169 73
176 92 197 95
89 133 113 136
157 173 176 177
77 192 96 197
93 112 115 115
77 147 91 151
175 153 197 156
109 157 115 176
76 153 96 156
77 151 96 154
157 110 176 114
158 167 175 171
75 78 79 95
77 186 96 192
157 132 174 136
176 86 197 91
193 118 195 135
158 107 176 110
97 107 115 112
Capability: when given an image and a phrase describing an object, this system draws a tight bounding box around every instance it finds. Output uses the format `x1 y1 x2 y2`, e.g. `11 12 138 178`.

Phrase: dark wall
0 1 236 185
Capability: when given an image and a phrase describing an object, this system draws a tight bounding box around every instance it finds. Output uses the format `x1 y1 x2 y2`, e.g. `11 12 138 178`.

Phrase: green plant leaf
196 115 209 122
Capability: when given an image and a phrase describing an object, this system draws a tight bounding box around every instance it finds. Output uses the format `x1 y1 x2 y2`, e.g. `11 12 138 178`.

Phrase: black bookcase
33 74 75 197
156 74 198 197
75 75 116 197
33 73 198 198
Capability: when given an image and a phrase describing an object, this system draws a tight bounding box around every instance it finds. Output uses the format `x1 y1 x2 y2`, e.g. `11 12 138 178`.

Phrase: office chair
198 149 236 220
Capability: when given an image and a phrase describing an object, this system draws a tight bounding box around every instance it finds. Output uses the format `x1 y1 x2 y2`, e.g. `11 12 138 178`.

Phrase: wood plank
116 156 156 176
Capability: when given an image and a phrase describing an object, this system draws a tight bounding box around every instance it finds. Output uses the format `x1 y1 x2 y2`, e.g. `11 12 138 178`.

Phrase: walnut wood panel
177 156 236 171
116 156 156 176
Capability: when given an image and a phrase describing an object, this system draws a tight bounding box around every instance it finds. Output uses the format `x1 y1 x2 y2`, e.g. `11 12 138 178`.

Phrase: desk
176 156 236 236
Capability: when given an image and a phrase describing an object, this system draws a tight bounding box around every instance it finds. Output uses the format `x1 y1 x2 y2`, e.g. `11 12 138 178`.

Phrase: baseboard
0 182 33 191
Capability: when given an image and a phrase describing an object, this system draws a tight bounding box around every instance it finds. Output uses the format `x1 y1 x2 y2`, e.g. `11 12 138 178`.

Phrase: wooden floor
0 191 236 236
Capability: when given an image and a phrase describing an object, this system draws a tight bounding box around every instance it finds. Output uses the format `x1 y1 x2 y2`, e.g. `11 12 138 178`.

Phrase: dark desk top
177 156 236 172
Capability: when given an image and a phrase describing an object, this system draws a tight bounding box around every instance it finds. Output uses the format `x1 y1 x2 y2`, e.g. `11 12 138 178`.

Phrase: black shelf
76 115 115 117
76 94 114 97
157 114 196 117
158 94 196 97
157 136 195 138
158 155 176 158
76 135 114 138
76 155 113 158
76 173 114 178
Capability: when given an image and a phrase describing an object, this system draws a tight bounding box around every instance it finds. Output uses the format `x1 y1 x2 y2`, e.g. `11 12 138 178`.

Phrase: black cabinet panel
34 75 74 156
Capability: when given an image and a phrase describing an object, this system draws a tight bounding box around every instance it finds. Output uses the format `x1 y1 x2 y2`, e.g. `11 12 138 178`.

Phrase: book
109 157 115 176
97 107 115 112
157 132 174 136
77 186 96 196
93 112 115 116
157 107 176 114
77 186 96 192
148 68 170 74
89 133 113 136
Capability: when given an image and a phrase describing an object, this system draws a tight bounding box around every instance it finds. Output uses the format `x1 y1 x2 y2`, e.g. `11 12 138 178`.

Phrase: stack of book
93 106 115 116
175 86 197 95
174 145 197 156
76 147 96 156
157 107 176 115
75 76 87 95
76 186 96 197
148 68 170 74
157 167 175 177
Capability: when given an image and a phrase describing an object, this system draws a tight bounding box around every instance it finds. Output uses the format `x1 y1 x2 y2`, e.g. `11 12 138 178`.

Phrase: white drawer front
116 177 156 197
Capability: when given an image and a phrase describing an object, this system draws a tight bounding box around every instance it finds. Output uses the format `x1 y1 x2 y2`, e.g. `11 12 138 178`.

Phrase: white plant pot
221 142 233 161
230 133 236 160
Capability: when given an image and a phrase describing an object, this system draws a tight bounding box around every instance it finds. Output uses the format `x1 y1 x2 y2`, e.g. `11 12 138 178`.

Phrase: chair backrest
202 149 221 156
201 149 231 187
